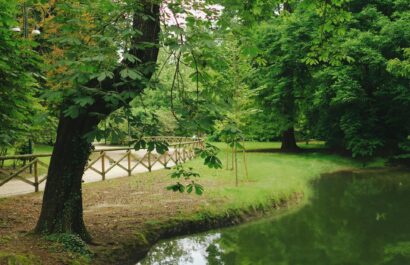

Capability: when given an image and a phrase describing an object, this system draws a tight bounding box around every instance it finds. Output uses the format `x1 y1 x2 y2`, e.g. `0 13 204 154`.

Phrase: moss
0 252 42 265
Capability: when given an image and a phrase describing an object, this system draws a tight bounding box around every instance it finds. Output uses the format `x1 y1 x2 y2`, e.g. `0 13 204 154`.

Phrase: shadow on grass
245 147 345 155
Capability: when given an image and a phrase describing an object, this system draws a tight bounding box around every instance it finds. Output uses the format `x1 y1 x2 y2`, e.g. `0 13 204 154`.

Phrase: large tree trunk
35 114 99 241
281 127 300 152
35 2 160 240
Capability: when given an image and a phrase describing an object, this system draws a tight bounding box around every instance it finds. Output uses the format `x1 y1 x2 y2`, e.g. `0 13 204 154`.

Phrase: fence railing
0 136 204 193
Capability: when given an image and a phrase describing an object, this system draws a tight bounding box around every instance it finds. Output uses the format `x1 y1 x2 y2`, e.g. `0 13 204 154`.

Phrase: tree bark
283 1 292 13
35 114 99 240
281 127 300 152
35 2 160 240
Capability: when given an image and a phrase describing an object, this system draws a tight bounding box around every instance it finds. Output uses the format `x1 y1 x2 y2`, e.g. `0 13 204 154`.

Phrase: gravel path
0 146 177 198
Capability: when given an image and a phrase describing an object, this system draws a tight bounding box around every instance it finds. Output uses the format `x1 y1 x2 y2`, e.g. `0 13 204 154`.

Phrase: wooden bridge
0 137 204 196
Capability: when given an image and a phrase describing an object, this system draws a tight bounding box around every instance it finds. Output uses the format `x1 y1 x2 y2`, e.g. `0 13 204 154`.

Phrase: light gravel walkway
0 146 177 198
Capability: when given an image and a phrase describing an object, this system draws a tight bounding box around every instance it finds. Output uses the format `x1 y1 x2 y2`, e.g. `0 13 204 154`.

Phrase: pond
137 170 410 265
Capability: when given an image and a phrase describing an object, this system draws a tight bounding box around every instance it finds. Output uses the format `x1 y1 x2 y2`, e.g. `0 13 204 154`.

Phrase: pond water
137 170 410 265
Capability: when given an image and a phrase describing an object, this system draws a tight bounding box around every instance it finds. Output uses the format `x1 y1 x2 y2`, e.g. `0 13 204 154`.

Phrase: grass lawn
231 140 327 151
0 145 53 178
3 144 53 156
32 144 54 154
0 142 394 265
184 142 362 214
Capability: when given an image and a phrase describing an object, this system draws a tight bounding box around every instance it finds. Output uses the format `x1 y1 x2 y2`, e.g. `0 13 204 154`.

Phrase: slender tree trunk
281 127 300 152
35 2 160 240
234 142 238 187
280 1 298 154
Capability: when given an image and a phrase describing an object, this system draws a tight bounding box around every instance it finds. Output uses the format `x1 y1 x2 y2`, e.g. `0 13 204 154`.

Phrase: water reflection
138 234 222 265
138 170 410 265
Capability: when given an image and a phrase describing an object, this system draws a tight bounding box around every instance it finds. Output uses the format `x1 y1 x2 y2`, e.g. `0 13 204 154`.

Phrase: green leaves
120 68 143 80
123 53 140 64
203 155 223 169
187 182 204 195
195 143 223 169
63 105 80 119
387 49 410 78
170 165 200 179
166 165 204 196
133 139 169 154
148 140 169 154
167 182 185 193
96 71 114 82
0 0 42 147
74 96 95 107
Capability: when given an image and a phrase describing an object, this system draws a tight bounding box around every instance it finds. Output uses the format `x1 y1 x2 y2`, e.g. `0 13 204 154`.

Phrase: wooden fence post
127 149 131 176
163 152 168 167
234 143 238 187
226 143 229 170
231 144 234 170
176 146 180 164
101 151 106 180
148 151 152 172
34 158 39 192
243 143 249 180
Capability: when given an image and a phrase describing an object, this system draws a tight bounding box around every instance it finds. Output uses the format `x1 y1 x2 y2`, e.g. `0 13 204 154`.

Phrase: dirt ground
0 169 222 265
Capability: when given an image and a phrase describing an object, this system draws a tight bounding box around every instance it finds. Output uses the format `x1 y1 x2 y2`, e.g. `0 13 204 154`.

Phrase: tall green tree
35 0 161 240
254 4 316 151
307 0 410 159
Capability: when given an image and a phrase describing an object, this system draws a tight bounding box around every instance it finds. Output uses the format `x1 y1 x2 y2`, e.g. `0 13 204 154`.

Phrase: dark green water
138 170 410 265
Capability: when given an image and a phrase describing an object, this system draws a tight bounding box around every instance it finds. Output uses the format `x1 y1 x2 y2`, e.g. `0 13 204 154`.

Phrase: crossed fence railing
0 137 204 193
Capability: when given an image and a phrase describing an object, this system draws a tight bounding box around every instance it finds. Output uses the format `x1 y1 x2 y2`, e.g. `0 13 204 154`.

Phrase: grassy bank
0 142 373 265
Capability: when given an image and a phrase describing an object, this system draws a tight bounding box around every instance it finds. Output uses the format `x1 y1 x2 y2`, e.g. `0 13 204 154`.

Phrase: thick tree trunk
35 2 160 240
281 127 300 152
35 114 99 241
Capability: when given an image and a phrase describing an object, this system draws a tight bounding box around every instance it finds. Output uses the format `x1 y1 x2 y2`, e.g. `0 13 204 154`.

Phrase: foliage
45 233 93 258
388 139 410 166
0 0 43 149
167 143 222 195
133 138 170 154
306 0 410 158
195 143 223 169
167 165 204 195
0 0 409 242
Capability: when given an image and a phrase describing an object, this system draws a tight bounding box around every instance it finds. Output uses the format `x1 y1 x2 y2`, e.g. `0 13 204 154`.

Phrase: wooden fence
0 137 204 193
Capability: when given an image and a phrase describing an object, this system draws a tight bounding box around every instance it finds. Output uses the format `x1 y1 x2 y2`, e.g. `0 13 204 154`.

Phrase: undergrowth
44 233 93 259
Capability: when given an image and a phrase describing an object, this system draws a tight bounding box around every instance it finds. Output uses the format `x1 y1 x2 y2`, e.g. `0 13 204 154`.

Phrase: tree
35 0 161 240
0 0 41 153
254 4 316 152
306 0 410 160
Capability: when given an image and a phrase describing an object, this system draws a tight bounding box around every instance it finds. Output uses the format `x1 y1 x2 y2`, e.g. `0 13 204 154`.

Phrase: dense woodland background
1 0 409 161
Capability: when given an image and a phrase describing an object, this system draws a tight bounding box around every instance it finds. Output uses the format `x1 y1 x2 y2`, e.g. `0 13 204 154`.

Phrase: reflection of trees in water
139 170 410 265
211 171 410 265
138 234 222 265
